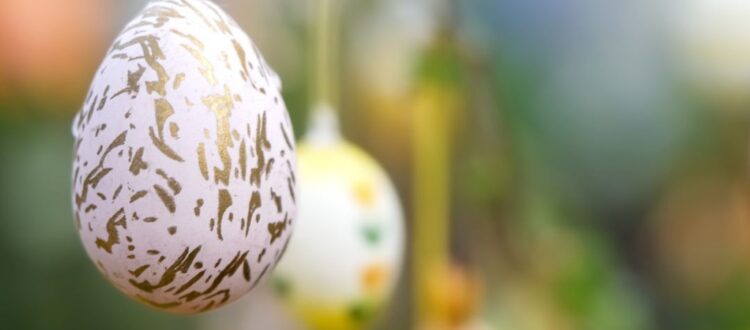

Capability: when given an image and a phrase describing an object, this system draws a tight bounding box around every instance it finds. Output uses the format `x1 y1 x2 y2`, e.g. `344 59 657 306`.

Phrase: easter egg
272 128 404 330
71 0 297 313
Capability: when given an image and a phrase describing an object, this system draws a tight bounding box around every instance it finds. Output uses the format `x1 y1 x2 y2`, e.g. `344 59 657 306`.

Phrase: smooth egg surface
272 140 404 330
71 0 296 313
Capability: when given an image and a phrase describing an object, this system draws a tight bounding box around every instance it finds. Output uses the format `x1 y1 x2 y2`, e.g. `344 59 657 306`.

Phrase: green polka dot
348 301 374 323
362 224 382 246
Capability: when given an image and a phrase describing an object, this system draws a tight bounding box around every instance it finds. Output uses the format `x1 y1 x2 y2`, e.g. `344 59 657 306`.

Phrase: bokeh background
2 0 750 329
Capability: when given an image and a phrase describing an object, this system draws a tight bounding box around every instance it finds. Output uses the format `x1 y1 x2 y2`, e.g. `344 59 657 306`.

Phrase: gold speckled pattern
71 0 296 314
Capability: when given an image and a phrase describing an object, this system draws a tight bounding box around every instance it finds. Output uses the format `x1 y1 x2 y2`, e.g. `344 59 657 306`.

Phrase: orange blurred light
0 0 112 108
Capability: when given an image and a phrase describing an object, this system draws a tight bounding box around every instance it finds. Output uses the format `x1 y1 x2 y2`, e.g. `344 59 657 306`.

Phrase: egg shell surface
71 0 297 314
272 140 404 329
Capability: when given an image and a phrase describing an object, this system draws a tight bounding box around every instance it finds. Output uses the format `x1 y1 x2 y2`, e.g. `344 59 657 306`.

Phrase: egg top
71 0 296 314
272 139 404 329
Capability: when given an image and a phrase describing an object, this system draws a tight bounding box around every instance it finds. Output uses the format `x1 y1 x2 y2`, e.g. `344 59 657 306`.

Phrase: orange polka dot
361 263 388 294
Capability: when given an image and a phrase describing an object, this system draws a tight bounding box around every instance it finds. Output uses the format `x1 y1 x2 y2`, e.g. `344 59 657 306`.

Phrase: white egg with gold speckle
272 110 404 330
71 0 296 314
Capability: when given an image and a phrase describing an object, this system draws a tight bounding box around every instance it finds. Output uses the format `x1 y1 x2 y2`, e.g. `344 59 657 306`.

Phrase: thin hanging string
306 0 341 144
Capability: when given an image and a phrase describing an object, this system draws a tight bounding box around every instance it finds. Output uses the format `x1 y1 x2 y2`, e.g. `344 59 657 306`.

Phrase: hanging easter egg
71 0 297 314
674 0 750 101
272 110 404 330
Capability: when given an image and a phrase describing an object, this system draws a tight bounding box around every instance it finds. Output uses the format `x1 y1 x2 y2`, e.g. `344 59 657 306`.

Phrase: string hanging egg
272 108 405 330
265 0 405 327
71 0 297 314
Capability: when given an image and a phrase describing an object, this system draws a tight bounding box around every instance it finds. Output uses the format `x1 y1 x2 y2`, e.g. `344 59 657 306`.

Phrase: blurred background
2 0 750 329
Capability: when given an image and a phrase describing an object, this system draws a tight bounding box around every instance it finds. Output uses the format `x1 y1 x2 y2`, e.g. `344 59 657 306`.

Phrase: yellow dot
353 180 376 208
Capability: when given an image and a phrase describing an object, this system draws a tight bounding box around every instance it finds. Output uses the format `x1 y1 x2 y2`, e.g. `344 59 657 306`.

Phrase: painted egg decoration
71 0 297 314
272 129 405 330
